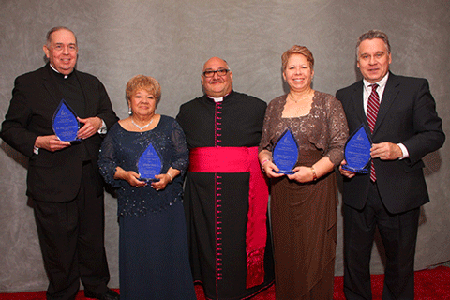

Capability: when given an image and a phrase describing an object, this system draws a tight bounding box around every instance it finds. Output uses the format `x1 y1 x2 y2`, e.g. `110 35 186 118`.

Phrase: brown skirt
270 154 337 300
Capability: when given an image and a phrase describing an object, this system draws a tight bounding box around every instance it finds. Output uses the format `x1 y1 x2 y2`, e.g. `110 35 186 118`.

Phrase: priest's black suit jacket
336 72 444 214
1 63 118 203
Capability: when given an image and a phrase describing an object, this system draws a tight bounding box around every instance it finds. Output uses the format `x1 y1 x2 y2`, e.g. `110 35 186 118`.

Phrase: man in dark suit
336 30 445 300
0 27 119 300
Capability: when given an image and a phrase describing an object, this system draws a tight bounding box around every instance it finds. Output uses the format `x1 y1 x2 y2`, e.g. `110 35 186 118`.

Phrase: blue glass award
137 143 162 182
52 99 80 142
341 124 372 173
273 129 299 174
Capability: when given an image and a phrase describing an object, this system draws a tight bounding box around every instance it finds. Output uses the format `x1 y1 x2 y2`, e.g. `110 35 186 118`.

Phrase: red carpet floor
1 266 449 299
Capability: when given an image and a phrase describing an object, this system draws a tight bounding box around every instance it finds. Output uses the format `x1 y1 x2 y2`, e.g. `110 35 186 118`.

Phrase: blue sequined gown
98 115 195 300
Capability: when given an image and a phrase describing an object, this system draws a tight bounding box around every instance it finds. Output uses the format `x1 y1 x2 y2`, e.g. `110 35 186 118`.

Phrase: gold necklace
288 92 312 103
283 93 313 118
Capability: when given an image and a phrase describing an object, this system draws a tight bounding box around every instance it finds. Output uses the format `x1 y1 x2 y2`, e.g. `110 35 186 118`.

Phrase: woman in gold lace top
259 45 349 299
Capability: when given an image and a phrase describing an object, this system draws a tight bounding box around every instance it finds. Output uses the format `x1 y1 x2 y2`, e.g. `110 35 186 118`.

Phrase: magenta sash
189 146 269 288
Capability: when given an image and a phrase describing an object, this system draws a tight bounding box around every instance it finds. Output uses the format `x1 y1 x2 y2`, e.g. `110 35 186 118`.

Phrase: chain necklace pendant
288 91 312 103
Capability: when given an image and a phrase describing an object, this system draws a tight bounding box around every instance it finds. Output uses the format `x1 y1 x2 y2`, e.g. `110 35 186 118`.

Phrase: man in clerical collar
44 27 78 77
176 57 275 300
0 26 119 300
201 56 233 100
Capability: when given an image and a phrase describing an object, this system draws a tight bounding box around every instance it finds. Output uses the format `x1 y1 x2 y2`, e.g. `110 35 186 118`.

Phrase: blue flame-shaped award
273 129 299 174
137 142 162 182
341 124 372 173
52 99 80 142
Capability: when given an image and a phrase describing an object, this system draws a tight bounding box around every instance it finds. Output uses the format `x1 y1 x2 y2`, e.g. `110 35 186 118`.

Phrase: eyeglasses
202 68 230 78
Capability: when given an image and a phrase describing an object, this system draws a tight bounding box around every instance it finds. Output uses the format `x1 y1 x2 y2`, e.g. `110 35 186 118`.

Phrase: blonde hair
281 45 314 70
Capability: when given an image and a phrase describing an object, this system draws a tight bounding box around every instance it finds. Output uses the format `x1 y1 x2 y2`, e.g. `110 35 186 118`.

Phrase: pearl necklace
131 117 153 130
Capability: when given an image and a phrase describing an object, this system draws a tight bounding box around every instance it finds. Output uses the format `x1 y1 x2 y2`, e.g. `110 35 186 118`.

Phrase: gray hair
356 30 390 60
46 26 77 48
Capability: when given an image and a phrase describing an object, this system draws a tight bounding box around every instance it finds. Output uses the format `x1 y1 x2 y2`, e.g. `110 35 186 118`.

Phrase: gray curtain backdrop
1 0 449 293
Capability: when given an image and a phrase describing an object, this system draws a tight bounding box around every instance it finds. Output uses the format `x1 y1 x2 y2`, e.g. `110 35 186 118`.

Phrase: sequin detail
98 115 188 216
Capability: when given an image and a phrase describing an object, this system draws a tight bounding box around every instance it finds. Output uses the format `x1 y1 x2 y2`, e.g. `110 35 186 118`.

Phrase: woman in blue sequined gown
98 75 195 300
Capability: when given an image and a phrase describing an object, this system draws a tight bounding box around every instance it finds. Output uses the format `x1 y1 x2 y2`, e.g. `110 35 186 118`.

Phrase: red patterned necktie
367 83 380 182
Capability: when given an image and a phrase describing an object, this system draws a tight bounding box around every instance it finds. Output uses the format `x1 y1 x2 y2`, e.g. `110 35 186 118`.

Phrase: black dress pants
343 182 420 300
34 162 110 300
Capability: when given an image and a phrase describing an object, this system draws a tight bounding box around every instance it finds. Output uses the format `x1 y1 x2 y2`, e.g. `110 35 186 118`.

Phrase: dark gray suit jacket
336 72 444 214
1 63 118 202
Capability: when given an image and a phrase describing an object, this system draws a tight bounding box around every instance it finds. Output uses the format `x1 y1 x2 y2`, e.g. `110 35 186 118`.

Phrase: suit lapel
351 81 367 128
373 72 399 135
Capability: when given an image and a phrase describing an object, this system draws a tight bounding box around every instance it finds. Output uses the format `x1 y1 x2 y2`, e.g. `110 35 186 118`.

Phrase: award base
341 163 369 173
276 170 295 175
138 177 160 183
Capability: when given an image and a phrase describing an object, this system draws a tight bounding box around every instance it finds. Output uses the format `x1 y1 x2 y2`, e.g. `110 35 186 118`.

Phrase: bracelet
167 172 173 182
261 159 271 166
310 166 318 181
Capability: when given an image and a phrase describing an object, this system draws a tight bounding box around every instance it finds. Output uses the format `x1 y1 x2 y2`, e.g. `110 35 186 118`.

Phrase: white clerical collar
50 64 71 79
208 92 231 103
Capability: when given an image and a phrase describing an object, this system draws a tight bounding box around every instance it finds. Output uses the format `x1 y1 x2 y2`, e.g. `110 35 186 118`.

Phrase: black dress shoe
84 288 120 300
